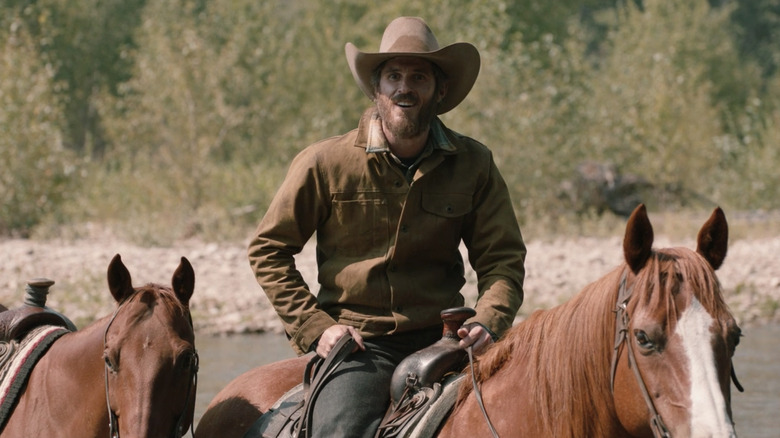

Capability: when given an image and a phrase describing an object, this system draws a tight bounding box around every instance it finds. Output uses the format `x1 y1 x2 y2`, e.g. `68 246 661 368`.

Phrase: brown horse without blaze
197 204 741 437
1 255 199 438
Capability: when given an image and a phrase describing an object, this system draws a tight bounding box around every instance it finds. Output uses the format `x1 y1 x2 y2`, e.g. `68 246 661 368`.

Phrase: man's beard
376 93 439 140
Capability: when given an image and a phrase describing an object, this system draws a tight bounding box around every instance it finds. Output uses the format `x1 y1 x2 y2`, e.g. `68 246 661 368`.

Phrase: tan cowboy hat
345 16 480 114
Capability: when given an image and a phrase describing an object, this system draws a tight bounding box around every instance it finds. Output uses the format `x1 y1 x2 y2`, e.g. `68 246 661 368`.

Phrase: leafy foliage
0 15 78 237
1 0 778 242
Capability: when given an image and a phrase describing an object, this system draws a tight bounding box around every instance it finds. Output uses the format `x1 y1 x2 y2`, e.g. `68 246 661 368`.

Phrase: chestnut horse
196 204 741 437
1 254 199 438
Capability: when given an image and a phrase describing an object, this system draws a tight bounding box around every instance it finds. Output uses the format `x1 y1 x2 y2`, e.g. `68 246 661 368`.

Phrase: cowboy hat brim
345 41 480 115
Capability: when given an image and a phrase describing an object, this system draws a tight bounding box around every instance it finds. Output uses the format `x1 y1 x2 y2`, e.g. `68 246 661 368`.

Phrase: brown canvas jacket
248 108 526 355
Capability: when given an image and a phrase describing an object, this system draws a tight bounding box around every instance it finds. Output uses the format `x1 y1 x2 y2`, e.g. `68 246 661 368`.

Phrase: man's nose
397 76 413 93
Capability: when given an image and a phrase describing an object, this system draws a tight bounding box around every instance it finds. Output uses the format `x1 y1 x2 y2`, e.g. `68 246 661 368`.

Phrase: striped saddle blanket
0 325 70 430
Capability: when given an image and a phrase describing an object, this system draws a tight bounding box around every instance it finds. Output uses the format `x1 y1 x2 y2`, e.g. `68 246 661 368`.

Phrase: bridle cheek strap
104 299 125 438
610 271 671 438
102 294 199 438
174 351 199 437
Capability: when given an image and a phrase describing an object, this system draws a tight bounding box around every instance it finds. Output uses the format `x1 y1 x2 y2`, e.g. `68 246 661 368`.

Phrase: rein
102 292 199 438
467 345 499 438
610 270 672 438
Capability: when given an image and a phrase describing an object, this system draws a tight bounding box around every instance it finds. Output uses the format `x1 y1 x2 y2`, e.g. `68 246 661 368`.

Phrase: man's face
374 57 446 140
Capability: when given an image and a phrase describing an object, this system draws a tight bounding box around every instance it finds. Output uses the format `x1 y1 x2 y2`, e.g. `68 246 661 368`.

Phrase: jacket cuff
291 311 338 355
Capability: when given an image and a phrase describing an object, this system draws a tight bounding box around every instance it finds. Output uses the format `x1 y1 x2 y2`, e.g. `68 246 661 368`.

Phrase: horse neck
520 269 624 436
46 318 108 375
21 317 110 426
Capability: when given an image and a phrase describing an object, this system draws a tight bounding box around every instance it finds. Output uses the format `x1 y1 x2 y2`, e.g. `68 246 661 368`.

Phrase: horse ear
623 204 654 274
172 256 195 306
107 254 134 303
696 207 728 270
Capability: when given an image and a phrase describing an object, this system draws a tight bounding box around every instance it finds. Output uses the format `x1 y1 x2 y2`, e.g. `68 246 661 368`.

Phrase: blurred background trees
1 0 778 243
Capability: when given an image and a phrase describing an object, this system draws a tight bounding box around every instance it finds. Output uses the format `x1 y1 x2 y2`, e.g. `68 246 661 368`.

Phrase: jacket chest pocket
330 196 389 257
421 193 472 218
418 193 472 243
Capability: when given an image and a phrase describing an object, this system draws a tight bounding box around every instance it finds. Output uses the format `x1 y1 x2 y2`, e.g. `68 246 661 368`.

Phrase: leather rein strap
610 270 671 438
467 345 499 438
295 334 357 438
102 293 199 438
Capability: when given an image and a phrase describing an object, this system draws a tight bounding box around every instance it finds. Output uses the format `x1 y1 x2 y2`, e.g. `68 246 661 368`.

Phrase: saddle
0 279 75 430
0 279 77 343
241 335 356 438
244 307 476 438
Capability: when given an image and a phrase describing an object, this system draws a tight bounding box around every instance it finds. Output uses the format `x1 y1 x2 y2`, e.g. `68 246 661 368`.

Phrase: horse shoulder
196 355 309 438
3 331 106 437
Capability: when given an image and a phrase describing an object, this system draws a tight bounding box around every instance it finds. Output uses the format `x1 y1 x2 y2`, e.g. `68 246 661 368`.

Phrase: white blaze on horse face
677 297 737 437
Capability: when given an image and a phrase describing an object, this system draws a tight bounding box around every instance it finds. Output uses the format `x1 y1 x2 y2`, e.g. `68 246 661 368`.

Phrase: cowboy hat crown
345 17 480 114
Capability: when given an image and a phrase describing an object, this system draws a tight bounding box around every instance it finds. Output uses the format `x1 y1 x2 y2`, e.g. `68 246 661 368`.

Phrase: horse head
613 204 740 437
103 254 199 438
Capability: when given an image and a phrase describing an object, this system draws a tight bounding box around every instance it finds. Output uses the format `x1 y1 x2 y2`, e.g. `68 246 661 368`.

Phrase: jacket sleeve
462 151 526 338
247 147 337 355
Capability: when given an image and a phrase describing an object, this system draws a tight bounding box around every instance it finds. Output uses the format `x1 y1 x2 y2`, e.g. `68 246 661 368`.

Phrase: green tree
2 0 778 241
3 0 145 156
572 0 761 208
0 16 78 236
730 0 780 79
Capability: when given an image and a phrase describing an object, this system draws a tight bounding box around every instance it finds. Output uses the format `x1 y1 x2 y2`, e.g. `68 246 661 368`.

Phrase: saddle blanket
0 325 70 430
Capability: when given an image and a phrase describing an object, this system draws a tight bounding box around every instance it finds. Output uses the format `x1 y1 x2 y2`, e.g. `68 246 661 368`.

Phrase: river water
194 324 780 437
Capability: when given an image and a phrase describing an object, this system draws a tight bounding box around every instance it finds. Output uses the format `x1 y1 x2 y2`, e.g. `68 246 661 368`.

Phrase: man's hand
457 322 494 355
315 324 365 358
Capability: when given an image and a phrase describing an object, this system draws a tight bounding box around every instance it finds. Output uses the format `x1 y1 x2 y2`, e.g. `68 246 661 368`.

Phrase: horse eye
729 328 742 349
103 353 118 372
177 350 199 372
634 330 655 350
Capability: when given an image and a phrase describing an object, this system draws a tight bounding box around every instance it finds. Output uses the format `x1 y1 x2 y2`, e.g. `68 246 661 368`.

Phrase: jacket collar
354 107 457 154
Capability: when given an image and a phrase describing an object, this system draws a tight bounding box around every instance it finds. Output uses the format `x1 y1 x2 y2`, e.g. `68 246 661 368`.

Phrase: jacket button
400 224 408 232
395 306 403 313
445 205 453 213
394 180 403 187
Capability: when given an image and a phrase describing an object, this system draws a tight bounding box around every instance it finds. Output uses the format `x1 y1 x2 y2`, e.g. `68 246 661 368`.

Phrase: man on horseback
248 16 526 437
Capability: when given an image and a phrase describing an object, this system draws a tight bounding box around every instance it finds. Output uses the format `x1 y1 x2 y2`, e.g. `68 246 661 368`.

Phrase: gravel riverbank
1 234 778 335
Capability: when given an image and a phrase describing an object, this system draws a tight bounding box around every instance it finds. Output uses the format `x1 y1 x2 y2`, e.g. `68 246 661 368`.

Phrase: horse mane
457 246 729 437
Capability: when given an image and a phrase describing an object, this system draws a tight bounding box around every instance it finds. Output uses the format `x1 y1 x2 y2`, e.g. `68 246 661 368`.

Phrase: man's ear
437 82 448 103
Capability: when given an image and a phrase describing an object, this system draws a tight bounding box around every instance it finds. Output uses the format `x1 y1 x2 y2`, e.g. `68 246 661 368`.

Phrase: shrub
0 18 78 237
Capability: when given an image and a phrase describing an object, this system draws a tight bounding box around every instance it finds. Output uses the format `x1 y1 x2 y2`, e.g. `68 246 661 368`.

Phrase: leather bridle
470 269 673 438
610 270 671 438
102 292 199 438
609 269 743 438
471 268 743 438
